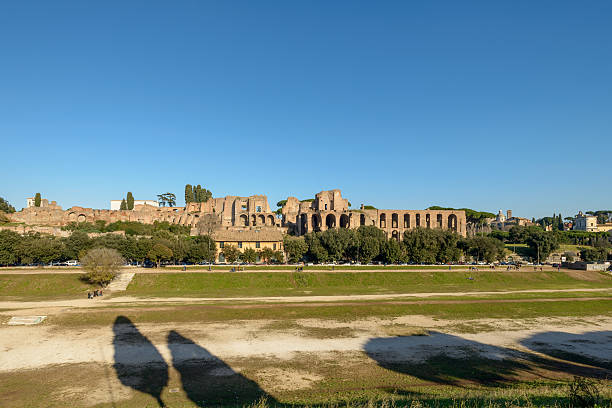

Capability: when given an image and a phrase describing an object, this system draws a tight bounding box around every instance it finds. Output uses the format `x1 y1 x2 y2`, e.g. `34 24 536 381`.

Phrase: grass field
0 273 92 300
125 271 612 298
165 264 472 271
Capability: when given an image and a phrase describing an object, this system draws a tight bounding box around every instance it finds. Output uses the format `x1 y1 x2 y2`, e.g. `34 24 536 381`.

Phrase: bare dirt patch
257 367 323 391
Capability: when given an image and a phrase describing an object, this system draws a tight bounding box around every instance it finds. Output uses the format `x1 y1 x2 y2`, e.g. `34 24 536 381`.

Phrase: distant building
212 229 284 263
489 209 533 231
110 200 159 210
573 211 597 232
26 197 59 209
597 223 612 233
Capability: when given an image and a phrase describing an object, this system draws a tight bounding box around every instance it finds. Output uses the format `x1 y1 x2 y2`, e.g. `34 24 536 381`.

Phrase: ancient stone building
282 190 467 238
8 189 467 239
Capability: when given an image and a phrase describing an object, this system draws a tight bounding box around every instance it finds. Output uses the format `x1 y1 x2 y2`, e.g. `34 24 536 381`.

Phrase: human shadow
112 316 169 407
364 331 611 387
520 330 612 370
167 330 276 407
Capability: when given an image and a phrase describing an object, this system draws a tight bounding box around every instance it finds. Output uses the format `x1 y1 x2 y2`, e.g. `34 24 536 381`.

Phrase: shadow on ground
112 316 169 407
364 331 611 387
112 316 275 407
520 330 612 370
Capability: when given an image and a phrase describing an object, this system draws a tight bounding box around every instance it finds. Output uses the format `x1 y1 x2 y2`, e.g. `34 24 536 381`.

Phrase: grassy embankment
126 270 611 298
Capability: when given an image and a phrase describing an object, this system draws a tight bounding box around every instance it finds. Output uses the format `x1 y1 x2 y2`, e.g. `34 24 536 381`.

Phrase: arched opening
426 214 431 228
300 213 308 233
404 214 410 228
252 214 257 226
437 214 443 228
326 214 336 229
240 214 248 226
415 213 421 227
267 215 275 225
312 214 321 232
77 214 86 223
340 214 350 228
68 212 77 222
448 214 458 232
391 213 398 228
360 214 366 226
380 213 386 228
258 214 265 225
392 230 399 241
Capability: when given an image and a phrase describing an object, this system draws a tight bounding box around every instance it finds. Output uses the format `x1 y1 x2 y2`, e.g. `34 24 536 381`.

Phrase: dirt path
0 287 609 311
1 315 610 372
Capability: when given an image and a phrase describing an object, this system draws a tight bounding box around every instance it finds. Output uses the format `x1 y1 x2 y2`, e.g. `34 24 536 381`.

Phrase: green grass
126 271 612 298
49 298 612 327
0 273 93 300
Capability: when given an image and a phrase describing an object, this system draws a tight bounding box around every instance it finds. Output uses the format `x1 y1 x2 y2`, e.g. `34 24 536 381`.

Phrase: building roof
211 228 284 242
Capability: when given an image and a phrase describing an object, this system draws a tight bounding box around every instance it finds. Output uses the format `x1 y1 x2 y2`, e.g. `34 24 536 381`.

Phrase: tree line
0 229 216 266
283 226 506 264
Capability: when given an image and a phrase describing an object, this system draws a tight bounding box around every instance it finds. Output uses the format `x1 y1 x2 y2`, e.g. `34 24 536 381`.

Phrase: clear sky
1 1 610 219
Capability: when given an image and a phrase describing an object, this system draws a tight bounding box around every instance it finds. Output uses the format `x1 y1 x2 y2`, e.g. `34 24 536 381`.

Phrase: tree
147 243 173 267
0 197 16 213
120 199 127 210
63 231 92 260
184 184 193 204
0 230 20 265
165 193 176 207
381 239 405 264
242 247 257 264
222 244 240 264
465 236 505 263
580 247 609 262
402 228 440 264
259 247 275 264
525 227 559 263
193 185 212 203
126 192 134 210
81 247 124 286
283 236 308 263
34 193 41 207
186 236 216 264
357 226 385 263
157 194 167 207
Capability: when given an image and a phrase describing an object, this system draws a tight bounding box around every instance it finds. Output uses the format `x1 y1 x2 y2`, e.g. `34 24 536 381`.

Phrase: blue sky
1 1 610 219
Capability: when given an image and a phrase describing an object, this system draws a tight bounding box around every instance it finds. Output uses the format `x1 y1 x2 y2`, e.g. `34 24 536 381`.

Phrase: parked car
65 260 79 266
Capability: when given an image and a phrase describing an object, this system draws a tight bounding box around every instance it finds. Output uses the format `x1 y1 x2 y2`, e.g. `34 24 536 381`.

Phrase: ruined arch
404 214 410 228
426 213 431 228
267 215 275 226
415 213 421 227
380 213 386 228
312 214 321 231
391 213 398 228
258 214 265 225
326 214 336 229
437 214 443 228
300 213 308 234
340 214 350 228
360 213 366 226
251 214 257 226
77 214 86 223
68 212 77 222
239 214 248 226
448 214 458 232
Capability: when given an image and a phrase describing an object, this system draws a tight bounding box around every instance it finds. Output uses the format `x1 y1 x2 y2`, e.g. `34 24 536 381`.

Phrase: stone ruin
6 190 467 238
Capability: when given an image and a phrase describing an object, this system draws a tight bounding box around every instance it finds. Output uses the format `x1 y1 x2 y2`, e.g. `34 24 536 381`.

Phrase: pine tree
126 192 134 210
34 193 41 207
184 184 193 204
120 199 127 210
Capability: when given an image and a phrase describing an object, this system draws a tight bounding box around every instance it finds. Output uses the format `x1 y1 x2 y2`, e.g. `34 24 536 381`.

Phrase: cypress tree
558 213 564 230
120 199 127 210
195 185 202 203
185 184 193 204
34 193 41 207
126 192 134 210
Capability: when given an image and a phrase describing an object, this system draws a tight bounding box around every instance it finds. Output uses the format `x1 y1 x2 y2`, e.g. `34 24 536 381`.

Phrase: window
256 241 260 248
325 204 328 210
241 204 247 211
219 242 224 248
238 242 242 248
273 243 276 250
256 205 262 212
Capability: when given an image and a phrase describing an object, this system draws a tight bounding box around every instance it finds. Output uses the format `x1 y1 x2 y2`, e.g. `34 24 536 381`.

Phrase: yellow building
212 228 284 263
597 223 612 233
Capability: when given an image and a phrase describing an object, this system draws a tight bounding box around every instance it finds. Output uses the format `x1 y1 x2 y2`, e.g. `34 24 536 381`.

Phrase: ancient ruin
6 190 467 238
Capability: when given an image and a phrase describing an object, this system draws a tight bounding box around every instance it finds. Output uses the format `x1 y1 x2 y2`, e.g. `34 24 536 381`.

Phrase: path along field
0 269 611 407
